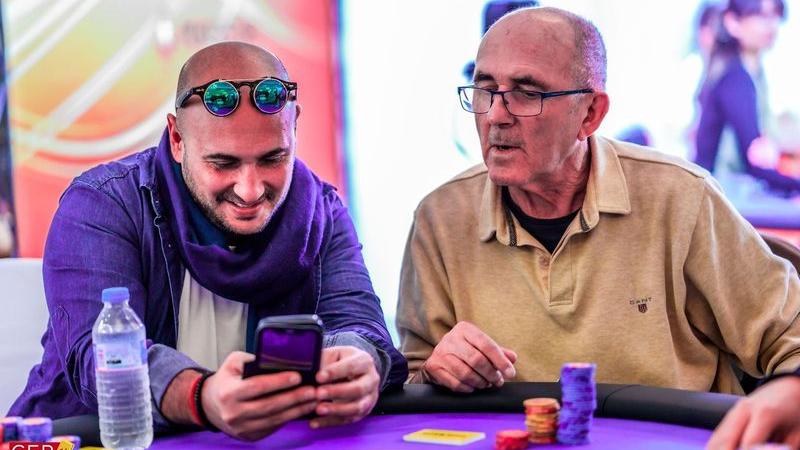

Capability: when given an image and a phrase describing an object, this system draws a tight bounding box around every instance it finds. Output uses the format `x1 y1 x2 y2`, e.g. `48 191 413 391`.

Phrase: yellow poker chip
523 398 559 408
522 397 560 445
526 421 557 428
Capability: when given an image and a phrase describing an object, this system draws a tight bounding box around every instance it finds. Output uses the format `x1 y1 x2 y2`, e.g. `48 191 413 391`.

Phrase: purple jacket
9 131 407 430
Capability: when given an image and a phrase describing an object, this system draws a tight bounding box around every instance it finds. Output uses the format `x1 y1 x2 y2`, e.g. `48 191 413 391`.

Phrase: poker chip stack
50 435 81 449
523 398 559 444
557 362 597 445
17 417 53 443
1 417 22 442
494 429 531 450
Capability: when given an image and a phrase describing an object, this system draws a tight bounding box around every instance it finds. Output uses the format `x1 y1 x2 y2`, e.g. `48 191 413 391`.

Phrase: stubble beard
181 163 275 238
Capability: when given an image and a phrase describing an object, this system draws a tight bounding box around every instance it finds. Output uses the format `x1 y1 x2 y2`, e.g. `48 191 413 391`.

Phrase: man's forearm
147 343 205 430
160 369 204 426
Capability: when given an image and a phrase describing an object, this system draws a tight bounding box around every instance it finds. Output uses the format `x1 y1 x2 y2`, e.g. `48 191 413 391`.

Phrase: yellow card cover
56 441 75 450
402 428 486 446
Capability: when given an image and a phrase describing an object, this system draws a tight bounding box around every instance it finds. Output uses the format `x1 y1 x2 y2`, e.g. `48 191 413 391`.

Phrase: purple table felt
150 413 711 449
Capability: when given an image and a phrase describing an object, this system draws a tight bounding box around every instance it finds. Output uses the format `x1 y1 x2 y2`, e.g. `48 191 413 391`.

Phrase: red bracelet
194 371 219 431
187 373 204 427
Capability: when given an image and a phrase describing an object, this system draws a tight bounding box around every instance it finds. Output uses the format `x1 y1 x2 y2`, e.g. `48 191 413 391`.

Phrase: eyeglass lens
203 81 240 116
464 88 541 116
253 79 288 114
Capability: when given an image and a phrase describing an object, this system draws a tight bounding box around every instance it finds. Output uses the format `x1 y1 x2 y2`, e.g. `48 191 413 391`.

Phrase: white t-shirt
176 269 247 370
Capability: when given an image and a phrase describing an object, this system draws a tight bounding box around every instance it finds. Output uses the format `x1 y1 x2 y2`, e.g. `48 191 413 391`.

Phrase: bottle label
94 339 147 369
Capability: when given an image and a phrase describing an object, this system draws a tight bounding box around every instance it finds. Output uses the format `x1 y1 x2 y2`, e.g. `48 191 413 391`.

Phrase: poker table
53 382 739 449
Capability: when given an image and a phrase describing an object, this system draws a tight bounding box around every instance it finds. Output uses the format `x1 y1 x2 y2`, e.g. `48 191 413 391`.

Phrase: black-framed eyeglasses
457 86 594 117
176 77 298 117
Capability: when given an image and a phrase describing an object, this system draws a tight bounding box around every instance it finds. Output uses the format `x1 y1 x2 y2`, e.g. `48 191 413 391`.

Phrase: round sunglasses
175 77 298 117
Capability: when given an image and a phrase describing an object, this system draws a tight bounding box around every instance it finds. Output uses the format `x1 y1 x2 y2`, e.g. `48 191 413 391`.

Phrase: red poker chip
495 430 531 450
495 442 530 450
497 429 531 440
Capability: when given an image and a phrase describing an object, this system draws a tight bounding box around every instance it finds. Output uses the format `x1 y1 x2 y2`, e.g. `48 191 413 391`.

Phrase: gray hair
499 6 607 89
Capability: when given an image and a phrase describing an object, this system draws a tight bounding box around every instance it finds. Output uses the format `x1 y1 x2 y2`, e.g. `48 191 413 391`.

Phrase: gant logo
630 296 652 314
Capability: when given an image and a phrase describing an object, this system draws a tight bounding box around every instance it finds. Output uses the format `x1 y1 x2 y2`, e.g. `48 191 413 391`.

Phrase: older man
397 5 800 397
10 42 407 441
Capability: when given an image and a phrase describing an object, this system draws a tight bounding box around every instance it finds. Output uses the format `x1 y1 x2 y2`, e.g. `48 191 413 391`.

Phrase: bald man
10 42 407 440
397 6 800 396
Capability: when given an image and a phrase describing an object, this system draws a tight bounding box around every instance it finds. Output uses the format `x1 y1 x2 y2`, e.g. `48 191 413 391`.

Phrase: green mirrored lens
253 79 288 113
203 81 239 116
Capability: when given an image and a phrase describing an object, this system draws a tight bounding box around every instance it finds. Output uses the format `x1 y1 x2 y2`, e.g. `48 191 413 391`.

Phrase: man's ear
577 92 610 141
294 103 302 130
166 113 184 163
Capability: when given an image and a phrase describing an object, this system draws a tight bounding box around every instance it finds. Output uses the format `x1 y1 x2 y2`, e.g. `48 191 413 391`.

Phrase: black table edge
52 382 739 446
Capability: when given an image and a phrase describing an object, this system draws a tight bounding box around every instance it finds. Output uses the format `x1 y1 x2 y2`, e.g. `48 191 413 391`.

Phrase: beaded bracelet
193 371 219 432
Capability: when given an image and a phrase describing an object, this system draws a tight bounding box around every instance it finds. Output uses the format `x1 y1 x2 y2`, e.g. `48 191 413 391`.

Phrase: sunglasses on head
175 76 298 117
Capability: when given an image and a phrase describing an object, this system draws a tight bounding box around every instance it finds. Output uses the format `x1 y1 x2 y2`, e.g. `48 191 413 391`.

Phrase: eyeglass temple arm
175 88 196 109
541 88 594 99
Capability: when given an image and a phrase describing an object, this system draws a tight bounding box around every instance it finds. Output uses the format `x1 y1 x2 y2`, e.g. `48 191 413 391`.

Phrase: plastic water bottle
93 287 153 449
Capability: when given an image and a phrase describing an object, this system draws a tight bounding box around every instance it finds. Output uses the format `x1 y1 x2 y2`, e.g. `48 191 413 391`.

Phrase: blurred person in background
695 0 800 195
616 3 721 156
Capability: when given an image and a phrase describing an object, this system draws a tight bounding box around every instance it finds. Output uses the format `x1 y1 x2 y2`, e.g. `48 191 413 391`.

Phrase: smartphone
242 314 324 385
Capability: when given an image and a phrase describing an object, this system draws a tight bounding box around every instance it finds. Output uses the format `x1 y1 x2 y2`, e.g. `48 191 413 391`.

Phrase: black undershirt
502 187 579 253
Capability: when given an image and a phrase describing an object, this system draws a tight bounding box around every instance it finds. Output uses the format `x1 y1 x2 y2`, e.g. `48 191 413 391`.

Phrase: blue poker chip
562 399 596 408
561 383 597 395
559 426 591 433
558 362 597 445
559 428 591 435
18 417 53 442
561 364 596 375
1 417 23 441
558 437 591 445
558 416 592 427
559 432 591 440
561 384 596 392
562 396 595 402
561 400 597 410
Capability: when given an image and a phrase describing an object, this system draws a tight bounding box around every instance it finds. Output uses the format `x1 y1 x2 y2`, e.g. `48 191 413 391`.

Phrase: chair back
760 232 800 274
0 258 46 413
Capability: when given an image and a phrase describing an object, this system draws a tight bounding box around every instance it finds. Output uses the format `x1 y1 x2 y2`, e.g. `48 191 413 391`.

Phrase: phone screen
257 327 320 371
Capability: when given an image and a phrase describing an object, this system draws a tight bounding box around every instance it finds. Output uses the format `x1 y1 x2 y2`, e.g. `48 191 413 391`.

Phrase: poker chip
1 417 22 442
557 362 596 445
18 417 53 442
522 397 559 444
495 429 530 450
50 435 81 448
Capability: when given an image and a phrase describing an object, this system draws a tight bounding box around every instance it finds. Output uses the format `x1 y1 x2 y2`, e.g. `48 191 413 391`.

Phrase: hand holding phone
311 346 381 429
242 314 323 385
200 351 318 441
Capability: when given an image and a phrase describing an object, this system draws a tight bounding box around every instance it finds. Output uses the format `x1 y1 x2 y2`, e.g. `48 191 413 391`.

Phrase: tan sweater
397 136 800 394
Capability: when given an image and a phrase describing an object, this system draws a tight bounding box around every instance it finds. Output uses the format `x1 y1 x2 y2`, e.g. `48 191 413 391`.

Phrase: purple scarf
155 129 329 314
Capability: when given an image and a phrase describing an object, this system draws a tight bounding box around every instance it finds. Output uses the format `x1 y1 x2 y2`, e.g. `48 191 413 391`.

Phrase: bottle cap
101 287 130 304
